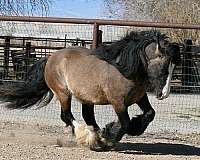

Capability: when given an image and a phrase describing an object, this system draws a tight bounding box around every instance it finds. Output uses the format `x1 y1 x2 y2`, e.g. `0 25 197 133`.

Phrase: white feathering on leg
72 120 98 147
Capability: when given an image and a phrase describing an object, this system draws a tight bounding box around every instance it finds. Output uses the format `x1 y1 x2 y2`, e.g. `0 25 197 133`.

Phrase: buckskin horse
0 30 180 151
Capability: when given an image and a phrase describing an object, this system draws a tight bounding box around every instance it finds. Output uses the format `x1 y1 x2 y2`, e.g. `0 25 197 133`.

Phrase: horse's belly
75 96 109 105
74 94 108 105
71 87 109 105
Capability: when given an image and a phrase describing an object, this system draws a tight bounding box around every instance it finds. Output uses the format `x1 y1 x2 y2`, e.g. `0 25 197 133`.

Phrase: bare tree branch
103 0 200 42
0 0 52 16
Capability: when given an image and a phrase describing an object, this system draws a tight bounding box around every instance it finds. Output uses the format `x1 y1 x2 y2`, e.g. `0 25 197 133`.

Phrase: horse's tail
0 57 54 109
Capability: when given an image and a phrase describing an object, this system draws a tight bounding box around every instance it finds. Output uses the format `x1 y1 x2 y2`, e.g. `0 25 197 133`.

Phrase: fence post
26 42 31 55
22 38 25 50
64 34 67 48
182 39 193 92
25 42 31 72
4 36 10 78
97 29 102 47
92 23 102 49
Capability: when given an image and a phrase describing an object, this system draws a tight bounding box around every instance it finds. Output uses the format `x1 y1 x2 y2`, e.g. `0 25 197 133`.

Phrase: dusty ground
0 94 200 159
0 122 199 160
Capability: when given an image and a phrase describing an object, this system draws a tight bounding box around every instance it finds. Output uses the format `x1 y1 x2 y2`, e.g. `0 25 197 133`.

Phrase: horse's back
49 47 92 56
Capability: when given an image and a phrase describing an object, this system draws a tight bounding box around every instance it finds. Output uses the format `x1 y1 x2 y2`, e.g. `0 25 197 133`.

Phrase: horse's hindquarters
45 49 110 105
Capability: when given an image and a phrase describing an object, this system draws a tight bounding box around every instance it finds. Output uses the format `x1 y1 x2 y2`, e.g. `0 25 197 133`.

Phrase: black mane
95 30 167 80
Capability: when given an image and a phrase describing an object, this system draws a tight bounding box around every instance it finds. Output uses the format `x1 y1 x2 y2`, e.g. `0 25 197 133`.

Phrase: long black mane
95 30 167 80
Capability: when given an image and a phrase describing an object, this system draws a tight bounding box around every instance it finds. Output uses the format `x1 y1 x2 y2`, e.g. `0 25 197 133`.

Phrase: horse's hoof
89 138 113 152
128 115 144 136
101 121 121 140
89 143 108 152
89 144 105 152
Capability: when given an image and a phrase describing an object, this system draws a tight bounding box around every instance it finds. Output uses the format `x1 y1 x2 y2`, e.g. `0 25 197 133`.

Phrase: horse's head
146 35 181 100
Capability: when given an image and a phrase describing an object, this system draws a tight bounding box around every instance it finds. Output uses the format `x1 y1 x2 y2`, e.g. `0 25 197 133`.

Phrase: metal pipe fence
0 16 199 140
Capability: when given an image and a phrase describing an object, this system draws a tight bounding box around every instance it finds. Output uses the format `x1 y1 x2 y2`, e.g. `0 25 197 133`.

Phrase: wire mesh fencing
0 19 199 142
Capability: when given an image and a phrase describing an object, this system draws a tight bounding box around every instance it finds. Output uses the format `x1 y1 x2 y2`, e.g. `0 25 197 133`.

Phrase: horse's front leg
128 93 155 136
102 102 130 144
82 104 100 131
82 104 110 151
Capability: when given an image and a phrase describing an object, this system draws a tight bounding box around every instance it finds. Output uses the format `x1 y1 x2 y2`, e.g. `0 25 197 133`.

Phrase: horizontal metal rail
0 16 200 29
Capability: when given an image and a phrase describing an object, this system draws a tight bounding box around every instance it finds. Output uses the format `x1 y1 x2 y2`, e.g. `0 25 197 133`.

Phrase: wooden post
64 34 67 48
25 42 31 72
26 42 31 55
92 23 103 49
92 23 99 49
22 38 25 50
4 36 10 78
97 29 103 47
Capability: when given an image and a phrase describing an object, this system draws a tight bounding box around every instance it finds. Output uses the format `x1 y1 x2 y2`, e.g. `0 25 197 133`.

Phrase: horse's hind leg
82 104 100 131
57 92 75 133
128 93 155 136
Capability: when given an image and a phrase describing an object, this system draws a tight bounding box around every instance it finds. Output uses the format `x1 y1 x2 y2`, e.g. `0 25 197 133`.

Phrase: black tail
0 57 54 109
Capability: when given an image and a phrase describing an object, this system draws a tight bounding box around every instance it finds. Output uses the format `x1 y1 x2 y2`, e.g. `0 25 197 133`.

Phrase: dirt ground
0 122 199 160
0 94 200 159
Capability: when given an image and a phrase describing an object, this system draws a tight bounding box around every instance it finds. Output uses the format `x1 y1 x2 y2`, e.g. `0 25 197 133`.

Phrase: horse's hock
0 16 200 149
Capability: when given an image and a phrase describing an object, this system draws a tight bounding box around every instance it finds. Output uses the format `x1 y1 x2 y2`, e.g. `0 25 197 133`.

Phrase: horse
0 30 180 151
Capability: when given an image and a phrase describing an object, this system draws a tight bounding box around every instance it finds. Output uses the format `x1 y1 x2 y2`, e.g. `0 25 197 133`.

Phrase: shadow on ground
114 142 200 156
